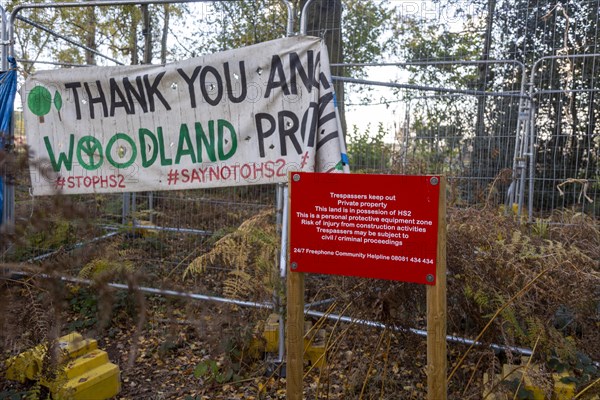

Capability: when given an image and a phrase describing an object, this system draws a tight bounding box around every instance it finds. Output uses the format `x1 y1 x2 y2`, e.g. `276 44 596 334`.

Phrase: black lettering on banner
315 91 338 150
255 113 275 158
318 92 336 126
65 82 82 119
84 81 108 119
317 130 339 151
143 72 171 111
200 66 223 106
278 110 301 156
177 66 202 108
315 52 331 90
264 55 290 98
289 50 315 94
123 76 148 113
224 61 247 103
109 78 132 116
301 102 318 146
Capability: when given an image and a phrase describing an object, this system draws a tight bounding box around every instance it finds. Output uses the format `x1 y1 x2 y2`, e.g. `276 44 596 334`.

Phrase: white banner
23 36 348 195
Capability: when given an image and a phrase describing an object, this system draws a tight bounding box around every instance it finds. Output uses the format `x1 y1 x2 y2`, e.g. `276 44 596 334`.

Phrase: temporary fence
0 1 599 396
336 60 530 215
529 54 600 220
337 55 599 222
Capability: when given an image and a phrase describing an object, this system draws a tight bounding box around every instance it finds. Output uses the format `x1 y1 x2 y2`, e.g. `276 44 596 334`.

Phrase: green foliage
23 218 76 256
341 0 397 76
548 350 599 389
67 286 136 331
67 287 98 331
78 258 134 280
531 218 550 239
347 123 391 172
193 359 235 384
187 0 396 79
205 0 287 53
501 379 537 400
0 390 33 400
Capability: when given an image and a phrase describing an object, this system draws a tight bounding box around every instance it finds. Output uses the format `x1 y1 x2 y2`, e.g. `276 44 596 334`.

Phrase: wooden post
427 176 447 400
286 270 304 400
287 176 304 400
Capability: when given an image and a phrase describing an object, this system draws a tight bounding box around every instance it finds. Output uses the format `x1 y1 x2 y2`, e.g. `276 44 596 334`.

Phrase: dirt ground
0 280 444 400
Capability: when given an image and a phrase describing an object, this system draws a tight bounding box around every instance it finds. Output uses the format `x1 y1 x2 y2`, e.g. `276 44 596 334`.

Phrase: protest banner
23 36 347 195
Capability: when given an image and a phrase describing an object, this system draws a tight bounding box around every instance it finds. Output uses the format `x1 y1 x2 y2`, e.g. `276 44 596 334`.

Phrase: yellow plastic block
53 362 121 400
304 340 326 368
56 333 98 360
501 364 545 400
5 332 97 383
552 372 576 400
5 332 120 400
247 316 327 368
483 372 505 400
303 325 327 368
485 363 580 400
5 346 45 383
41 349 109 389
263 313 280 353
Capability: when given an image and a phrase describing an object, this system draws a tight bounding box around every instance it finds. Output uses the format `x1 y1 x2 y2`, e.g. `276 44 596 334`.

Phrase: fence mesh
1 1 599 398
531 56 600 217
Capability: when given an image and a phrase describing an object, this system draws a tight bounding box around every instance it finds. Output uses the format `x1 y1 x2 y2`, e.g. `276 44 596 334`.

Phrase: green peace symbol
77 136 104 170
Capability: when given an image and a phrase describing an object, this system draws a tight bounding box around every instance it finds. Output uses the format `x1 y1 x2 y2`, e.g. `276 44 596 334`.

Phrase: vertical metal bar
122 193 131 224
275 0 295 367
509 65 529 214
131 192 137 223
148 192 154 223
1 5 15 229
299 0 317 35
528 60 542 224
141 3 152 223
527 84 536 223
515 106 529 218
279 0 294 37
274 183 288 364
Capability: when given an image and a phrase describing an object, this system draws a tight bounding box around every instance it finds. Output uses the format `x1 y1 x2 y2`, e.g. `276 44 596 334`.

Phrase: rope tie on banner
557 179 593 204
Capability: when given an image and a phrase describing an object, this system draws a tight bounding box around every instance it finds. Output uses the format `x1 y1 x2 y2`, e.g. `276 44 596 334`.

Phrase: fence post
426 176 447 400
1 6 15 230
286 177 303 400
286 268 304 400
275 183 289 366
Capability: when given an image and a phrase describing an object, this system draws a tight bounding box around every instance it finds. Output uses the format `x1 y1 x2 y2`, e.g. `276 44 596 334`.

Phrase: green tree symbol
76 136 104 170
27 85 52 123
54 90 63 121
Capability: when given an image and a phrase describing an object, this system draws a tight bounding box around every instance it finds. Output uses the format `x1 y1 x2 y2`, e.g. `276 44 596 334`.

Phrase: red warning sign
289 172 442 285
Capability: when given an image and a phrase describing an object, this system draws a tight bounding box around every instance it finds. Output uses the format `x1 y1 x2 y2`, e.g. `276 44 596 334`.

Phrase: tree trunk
474 0 496 179
84 7 97 65
130 7 139 65
160 4 170 64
